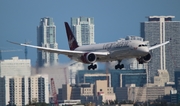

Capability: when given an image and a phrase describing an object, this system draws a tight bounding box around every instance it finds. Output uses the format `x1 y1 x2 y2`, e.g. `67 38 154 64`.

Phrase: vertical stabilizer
64 22 79 50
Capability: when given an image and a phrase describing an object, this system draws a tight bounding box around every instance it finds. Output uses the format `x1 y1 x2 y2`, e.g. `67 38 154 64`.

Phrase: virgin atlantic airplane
8 22 169 70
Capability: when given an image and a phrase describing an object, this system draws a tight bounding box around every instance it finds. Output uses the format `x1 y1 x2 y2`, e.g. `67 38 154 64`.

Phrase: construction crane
0 49 22 60
51 78 58 106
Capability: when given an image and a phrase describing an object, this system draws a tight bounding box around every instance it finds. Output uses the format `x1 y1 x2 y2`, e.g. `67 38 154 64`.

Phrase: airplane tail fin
64 22 79 50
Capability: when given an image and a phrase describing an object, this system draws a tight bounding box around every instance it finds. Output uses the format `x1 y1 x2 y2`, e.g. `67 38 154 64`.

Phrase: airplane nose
143 48 149 53
138 47 149 53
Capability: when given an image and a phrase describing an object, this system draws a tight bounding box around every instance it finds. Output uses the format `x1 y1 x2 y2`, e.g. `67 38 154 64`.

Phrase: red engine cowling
81 52 96 64
137 53 151 64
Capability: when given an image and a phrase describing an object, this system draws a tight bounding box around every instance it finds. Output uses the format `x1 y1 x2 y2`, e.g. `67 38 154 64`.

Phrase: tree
6 101 16 106
26 102 49 106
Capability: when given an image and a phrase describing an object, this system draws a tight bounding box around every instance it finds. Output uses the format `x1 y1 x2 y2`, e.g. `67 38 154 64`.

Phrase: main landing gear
115 60 124 70
88 63 97 70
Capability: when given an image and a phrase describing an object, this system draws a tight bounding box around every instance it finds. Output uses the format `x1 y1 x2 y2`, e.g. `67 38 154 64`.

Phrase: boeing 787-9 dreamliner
8 22 169 70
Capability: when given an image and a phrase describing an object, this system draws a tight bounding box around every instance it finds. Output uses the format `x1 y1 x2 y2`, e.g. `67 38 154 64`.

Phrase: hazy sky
0 0 180 66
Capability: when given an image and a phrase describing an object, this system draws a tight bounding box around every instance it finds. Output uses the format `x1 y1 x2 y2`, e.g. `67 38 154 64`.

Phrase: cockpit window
139 44 147 47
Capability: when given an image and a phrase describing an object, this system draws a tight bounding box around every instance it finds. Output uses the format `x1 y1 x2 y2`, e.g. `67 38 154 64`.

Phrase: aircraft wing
149 41 169 50
7 40 109 57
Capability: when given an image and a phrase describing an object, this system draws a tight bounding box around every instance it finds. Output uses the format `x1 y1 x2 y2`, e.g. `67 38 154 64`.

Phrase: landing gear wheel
95 64 97 68
115 65 118 70
115 60 124 70
88 64 97 70
88 66 91 70
120 64 124 69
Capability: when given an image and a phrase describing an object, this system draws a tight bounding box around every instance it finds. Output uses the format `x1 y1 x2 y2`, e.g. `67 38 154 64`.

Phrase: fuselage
74 40 149 62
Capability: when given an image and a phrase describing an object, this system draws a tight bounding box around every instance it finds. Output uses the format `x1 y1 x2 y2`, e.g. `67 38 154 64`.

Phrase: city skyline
0 56 179 105
0 1 180 66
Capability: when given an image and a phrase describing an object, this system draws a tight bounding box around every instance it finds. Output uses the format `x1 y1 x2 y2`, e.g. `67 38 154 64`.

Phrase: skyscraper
174 69 180 103
141 16 180 81
71 17 95 46
37 17 58 67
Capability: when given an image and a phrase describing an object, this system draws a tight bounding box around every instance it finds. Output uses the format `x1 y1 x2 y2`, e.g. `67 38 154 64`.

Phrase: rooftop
146 16 175 19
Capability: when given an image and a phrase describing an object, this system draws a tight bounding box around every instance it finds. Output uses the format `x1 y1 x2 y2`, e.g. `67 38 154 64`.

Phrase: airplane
7 22 169 70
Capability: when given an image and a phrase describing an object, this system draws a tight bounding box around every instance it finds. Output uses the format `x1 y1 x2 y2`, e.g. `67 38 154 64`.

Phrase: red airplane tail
64 22 79 50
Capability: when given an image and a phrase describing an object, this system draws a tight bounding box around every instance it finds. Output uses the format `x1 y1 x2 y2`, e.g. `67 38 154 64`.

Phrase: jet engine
81 52 97 64
137 53 151 64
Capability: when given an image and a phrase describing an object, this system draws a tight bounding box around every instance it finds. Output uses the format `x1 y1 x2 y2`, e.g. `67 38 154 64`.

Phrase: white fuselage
74 40 149 62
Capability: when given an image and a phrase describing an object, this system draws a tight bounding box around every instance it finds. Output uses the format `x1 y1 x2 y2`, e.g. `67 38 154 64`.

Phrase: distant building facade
0 57 31 77
78 73 111 87
76 69 147 91
37 17 58 67
153 69 169 86
116 85 172 102
174 70 180 93
174 69 180 103
58 80 115 105
170 89 178 104
71 17 95 46
0 75 49 106
141 16 180 81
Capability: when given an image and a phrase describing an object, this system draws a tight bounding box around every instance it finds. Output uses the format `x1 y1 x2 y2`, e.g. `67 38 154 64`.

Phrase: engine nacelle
137 53 151 64
81 52 96 64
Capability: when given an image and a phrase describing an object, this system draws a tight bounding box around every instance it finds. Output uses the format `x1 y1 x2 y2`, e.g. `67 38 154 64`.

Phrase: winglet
7 40 21 45
64 22 79 50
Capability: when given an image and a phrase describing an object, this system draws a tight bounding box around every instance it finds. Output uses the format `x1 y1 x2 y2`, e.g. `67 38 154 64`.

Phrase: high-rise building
141 16 180 81
0 77 5 106
175 70 180 93
37 17 58 67
71 17 95 46
0 75 49 106
28 75 49 103
174 69 180 103
0 57 31 77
